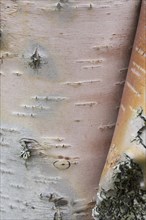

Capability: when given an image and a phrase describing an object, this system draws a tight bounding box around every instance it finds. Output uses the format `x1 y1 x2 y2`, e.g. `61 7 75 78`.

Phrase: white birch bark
0 0 141 219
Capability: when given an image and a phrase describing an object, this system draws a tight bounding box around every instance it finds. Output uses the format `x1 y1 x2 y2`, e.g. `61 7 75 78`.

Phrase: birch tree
0 0 142 219
93 1 146 219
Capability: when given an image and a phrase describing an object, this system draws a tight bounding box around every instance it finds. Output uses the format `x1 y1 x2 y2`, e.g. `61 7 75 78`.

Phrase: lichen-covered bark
93 1 146 219
93 155 146 219
0 0 141 219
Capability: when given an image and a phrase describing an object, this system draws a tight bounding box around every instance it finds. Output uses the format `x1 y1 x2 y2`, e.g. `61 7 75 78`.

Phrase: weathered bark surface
0 0 141 219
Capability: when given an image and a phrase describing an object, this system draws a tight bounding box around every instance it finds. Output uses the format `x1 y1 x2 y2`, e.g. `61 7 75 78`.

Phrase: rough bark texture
0 0 141 219
93 1 146 219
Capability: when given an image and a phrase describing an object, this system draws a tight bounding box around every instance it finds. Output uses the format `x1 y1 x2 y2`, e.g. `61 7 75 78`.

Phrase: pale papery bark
0 0 142 219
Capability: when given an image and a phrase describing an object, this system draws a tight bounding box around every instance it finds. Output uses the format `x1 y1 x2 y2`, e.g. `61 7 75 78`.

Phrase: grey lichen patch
93 155 146 220
29 48 41 69
131 107 146 149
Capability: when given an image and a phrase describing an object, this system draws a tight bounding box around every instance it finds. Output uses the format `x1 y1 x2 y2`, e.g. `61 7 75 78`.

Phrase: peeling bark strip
0 0 142 219
93 1 146 219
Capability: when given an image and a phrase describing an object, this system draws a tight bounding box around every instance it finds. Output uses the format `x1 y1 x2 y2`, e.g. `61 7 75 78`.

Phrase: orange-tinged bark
93 1 146 219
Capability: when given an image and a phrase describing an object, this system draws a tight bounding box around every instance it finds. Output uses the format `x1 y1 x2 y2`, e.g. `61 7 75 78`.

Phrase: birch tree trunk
93 1 146 219
0 0 141 219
